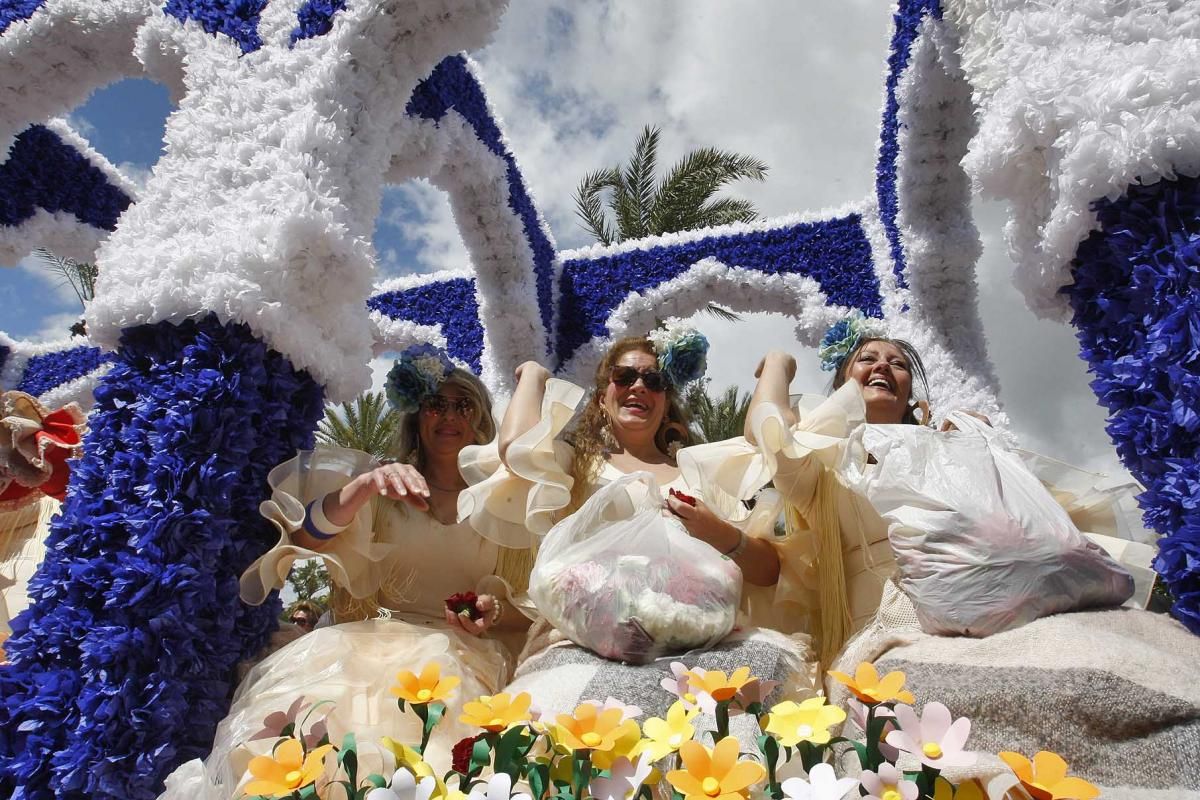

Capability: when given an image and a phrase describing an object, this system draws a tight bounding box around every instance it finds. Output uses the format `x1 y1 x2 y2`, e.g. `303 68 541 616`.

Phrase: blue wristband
303 499 344 541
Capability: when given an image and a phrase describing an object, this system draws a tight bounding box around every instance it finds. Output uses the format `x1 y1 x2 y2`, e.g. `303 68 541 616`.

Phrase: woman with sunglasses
162 347 533 797
457 328 819 745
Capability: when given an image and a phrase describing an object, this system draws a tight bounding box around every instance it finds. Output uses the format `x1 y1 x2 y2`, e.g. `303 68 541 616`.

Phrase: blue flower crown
385 343 456 414
647 319 710 387
818 310 886 373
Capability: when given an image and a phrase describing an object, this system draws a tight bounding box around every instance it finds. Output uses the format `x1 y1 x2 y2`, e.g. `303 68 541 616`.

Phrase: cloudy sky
0 1 1132 482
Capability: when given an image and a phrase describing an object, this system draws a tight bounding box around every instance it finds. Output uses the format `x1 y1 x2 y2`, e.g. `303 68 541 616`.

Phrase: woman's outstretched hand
443 593 501 636
355 462 431 511
754 350 797 381
514 360 550 385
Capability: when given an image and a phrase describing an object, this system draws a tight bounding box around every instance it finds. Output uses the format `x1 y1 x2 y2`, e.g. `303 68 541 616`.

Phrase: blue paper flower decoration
385 344 455 414
648 321 709 388
818 310 884 372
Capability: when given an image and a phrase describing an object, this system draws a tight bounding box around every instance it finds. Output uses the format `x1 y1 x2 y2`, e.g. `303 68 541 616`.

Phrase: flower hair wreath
817 310 886 374
384 343 456 414
646 319 710 388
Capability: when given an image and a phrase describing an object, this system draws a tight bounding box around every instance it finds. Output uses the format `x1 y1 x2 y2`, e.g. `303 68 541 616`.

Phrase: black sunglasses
421 395 476 417
609 365 670 392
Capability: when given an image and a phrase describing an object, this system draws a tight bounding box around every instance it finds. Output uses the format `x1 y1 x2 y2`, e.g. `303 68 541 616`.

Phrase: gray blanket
508 625 818 755
830 582 1200 799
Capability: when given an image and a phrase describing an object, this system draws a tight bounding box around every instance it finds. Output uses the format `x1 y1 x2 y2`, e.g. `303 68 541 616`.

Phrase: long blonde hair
391 368 497 467
567 337 692 511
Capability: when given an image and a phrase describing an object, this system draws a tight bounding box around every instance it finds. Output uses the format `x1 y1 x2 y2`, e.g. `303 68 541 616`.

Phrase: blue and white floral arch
0 1 1197 798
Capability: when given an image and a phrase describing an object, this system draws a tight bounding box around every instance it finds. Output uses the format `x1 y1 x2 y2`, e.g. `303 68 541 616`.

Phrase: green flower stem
715 701 731 741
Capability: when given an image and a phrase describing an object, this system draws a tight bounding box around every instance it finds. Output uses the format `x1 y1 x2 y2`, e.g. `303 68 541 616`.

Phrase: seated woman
457 327 818 734
159 347 532 798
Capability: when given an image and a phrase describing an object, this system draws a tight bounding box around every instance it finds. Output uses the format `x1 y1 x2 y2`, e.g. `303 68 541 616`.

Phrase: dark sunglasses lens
610 366 637 387
641 371 667 392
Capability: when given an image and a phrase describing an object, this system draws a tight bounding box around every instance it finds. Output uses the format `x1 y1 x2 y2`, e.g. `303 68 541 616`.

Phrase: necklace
426 480 466 492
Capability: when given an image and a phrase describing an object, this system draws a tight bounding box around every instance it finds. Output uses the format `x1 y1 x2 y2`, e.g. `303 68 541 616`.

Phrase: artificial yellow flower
380 738 450 798
998 750 1100 800
826 662 915 705
636 700 699 761
684 667 754 702
243 738 333 797
666 737 766 800
459 691 533 732
390 662 461 705
552 703 640 753
932 776 985 800
761 696 846 746
591 718 645 771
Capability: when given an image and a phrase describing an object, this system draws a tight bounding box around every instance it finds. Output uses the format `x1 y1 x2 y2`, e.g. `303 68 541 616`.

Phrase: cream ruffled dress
684 381 1155 665
160 447 532 799
455 379 822 700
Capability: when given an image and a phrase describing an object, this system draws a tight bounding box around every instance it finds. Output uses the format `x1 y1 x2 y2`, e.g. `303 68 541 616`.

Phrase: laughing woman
159 346 533 799
457 325 818 739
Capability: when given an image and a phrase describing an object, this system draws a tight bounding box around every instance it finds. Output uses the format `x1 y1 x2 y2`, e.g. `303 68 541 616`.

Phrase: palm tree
35 248 98 309
574 125 769 246
314 391 402 460
683 380 752 444
574 126 765 322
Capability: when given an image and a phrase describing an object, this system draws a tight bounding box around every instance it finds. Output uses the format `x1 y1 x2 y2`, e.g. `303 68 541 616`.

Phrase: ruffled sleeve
457 378 585 542
240 447 393 606
677 380 865 510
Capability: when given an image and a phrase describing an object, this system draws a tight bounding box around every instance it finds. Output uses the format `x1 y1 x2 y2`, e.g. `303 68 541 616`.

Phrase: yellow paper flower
390 662 461 705
666 737 766 800
243 738 333 797
591 718 645 771
636 700 699 761
684 667 754 702
998 750 1100 800
380 738 450 798
931 777 985 800
761 696 846 746
826 662 915 705
459 692 533 732
553 703 640 753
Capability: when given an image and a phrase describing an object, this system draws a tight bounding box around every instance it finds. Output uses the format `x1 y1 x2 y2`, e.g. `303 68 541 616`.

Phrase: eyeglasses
421 395 476 417
609 365 670 392
290 615 312 627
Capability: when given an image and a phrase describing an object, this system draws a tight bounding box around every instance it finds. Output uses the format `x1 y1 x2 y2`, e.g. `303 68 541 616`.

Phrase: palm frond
684 382 751 444
315 391 402 459
622 125 660 241
694 197 761 229
573 168 622 246
699 303 743 323
35 248 98 308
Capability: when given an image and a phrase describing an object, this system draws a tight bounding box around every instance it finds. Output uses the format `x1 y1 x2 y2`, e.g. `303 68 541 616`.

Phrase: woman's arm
746 350 798 441
498 360 552 462
292 463 430 551
664 494 781 586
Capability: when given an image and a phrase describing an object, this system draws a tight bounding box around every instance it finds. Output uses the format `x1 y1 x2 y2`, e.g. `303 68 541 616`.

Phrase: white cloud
376 180 472 277
115 161 154 194
17 252 86 308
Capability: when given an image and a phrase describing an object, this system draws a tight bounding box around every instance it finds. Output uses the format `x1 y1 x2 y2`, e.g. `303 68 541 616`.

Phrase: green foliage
286 560 330 606
315 391 402 460
573 125 769 246
35 247 98 309
683 380 752 444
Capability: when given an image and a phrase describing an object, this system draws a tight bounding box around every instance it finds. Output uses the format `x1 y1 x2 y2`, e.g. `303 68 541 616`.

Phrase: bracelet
303 499 348 541
722 530 748 560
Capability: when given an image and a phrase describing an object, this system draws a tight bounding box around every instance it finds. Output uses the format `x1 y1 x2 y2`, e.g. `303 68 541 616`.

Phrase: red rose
445 591 483 620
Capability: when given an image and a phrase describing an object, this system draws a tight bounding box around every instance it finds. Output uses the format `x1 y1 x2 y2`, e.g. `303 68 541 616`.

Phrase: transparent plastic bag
842 412 1134 637
528 472 742 664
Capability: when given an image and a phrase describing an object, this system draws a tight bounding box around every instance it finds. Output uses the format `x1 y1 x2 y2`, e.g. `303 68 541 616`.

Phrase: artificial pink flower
885 702 976 769
731 677 781 713
249 696 328 748
580 696 644 722
779 763 858 800
660 662 701 711
859 763 919 800
847 698 899 762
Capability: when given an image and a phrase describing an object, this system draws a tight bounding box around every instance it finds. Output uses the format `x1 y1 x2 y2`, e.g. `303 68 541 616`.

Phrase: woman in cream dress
457 336 819 724
160 367 534 799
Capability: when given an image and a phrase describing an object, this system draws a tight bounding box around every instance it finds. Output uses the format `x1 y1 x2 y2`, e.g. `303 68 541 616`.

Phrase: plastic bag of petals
528 471 742 664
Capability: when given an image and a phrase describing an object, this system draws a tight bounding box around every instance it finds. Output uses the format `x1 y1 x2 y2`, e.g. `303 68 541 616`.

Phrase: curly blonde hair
567 337 693 511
